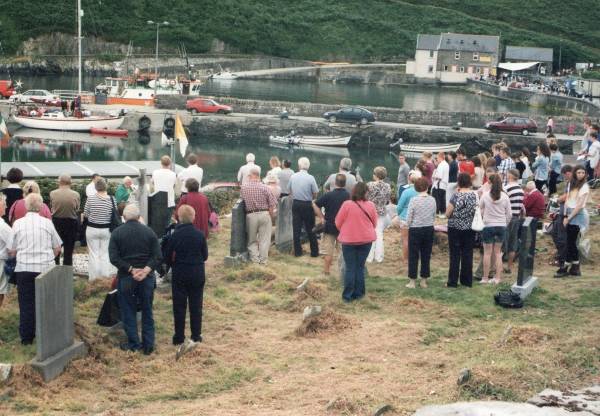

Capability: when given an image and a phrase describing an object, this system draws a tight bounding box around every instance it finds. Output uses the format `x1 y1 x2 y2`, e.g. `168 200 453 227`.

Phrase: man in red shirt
457 149 475 180
174 178 211 238
523 181 546 219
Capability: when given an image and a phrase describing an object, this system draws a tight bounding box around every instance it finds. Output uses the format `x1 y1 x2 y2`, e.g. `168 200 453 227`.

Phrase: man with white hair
10 194 62 345
0 195 14 308
289 157 319 257
115 176 135 208
237 153 261 185
50 174 80 266
109 204 162 355
323 157 357 193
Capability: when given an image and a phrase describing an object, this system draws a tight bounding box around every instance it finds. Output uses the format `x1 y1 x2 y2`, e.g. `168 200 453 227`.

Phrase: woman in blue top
531 143 550 193
396 170 421 265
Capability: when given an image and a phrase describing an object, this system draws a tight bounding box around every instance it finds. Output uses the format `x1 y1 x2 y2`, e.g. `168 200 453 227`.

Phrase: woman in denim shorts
479 174 512 284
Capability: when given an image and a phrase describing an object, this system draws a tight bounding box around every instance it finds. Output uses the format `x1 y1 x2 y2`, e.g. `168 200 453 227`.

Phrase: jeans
292 200 318 257
566 224 580 263
447 228 474 287
172 267 205 344
367 215 386 263
53 217 78 266
118 273 155 350
16 272 39 342
341 243 372 301
408 226 434 279
432 187 446 214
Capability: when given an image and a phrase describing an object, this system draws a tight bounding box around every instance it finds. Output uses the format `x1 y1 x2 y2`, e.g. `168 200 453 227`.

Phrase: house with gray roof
504 46 553 75
407 33 501 84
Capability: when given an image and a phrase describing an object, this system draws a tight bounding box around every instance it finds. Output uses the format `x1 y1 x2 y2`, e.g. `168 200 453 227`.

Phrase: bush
205 189 240 215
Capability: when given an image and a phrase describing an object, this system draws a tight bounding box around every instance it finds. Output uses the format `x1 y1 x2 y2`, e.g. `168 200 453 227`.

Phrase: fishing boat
95 77 204 106
269 133 351 147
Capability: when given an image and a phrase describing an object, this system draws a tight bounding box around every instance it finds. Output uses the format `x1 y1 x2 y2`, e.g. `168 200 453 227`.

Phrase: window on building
428 65 434 73
475 67 481 74
455 51 460 60
459 66 465 73
429 50 434 58
473 52 479 61
443 65 449 71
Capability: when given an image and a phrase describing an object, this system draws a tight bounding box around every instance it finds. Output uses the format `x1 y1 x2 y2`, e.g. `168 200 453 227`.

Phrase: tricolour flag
0 114 10 140
174 113 188 157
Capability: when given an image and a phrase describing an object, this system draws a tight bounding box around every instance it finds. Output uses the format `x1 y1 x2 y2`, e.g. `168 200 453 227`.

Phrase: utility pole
147 21 169 98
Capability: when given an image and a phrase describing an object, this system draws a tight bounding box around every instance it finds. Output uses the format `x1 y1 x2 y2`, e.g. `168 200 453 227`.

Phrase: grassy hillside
1 0 599 66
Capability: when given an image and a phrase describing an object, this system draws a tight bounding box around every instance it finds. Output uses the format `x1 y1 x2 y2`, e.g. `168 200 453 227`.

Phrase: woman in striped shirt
84 178 117 280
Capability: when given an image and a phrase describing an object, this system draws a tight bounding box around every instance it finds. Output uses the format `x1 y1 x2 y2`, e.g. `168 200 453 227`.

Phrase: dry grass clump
295 310 353 338
75 278 113 301
227 264 277 282
509 326 552 346
4 365 44 391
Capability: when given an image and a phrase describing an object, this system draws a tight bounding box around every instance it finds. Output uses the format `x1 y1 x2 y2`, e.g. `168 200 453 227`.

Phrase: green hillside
1 0 599 66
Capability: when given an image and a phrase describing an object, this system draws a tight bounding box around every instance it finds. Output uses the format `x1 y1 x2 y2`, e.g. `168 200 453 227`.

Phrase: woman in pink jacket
335 182 377 302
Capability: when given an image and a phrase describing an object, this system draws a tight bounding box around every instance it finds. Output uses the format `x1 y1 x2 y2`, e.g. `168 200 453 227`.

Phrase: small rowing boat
90 127 129 137
269 134 351 147
391 140 461 154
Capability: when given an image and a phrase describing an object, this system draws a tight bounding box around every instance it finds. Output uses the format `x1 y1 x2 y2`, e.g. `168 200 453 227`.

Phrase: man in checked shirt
240 167 278 264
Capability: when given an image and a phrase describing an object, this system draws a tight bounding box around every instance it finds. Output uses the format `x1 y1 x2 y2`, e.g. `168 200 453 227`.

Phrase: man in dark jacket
109 204 161 355
165 204 209 346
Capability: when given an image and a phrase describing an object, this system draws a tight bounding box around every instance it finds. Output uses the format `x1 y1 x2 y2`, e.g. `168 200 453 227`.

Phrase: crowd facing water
0 120 598 353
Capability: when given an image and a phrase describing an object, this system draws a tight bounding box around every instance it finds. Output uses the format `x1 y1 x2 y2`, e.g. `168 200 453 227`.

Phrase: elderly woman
115 176 134 212
335 182 377 302
10 194 62 344
165 204 209 345
396 170 422 264
0 195 14 309
84 177 118 280
366 166 391 263
9 181 51 224
263 156 282 183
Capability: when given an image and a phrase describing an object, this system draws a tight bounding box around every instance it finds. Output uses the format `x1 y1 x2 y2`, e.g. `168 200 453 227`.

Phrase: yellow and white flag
0 114 10 140
174 113 188 157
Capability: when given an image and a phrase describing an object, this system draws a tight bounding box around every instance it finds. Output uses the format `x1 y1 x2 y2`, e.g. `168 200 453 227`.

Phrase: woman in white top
559 165 589 277
471 156 484 189
263 156 282 183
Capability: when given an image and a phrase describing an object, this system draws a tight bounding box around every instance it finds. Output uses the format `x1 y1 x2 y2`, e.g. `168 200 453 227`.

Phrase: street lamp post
147 20 169 98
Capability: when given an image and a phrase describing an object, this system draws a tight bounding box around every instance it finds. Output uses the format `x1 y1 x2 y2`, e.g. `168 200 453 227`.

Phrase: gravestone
512 217 539 299
224 199 248 267
30 266 87 382
275 196 293 253
137 168 149 222
148 191 169 237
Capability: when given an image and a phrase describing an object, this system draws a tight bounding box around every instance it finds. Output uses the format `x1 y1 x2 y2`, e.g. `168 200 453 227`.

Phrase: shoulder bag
109 196 123 232
471 192 484 232
354 201 376 228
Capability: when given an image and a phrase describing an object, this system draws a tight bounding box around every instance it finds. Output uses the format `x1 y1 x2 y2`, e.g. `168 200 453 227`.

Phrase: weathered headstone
275 196 293 253
30 266 87 382
512 217 539 299
148 191 169 237
224 199 248 267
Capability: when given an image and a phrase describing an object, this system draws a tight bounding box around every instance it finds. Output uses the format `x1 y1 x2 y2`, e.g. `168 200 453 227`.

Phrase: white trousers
367 215 386 263
446 183 457 206
246 211 272 264
86 227 115 280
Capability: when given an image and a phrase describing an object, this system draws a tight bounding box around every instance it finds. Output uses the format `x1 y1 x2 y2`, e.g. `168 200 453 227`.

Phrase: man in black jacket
164 204 208 346
109 204 161 355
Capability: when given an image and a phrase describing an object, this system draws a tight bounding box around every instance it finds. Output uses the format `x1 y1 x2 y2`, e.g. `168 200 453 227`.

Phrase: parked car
0 80 16 99
485 117 538 136
323 107 376 125
186 98 232 114
9 89 58 104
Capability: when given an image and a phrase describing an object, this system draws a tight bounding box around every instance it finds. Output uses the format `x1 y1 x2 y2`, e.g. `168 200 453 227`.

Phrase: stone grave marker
30 266 87 382
148 191 169 237
512 217 539 299
275 196 293 253
224 199 248 267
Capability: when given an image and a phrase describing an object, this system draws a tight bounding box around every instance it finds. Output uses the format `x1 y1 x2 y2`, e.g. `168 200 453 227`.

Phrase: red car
485 117 538 136
186 98 232 114
0 80 16 99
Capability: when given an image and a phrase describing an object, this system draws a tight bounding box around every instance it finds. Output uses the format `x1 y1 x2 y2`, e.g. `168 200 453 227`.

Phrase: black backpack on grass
494 290 524 308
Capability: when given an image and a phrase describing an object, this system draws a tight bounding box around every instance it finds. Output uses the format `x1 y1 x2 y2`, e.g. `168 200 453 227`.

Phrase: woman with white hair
9 181 51 224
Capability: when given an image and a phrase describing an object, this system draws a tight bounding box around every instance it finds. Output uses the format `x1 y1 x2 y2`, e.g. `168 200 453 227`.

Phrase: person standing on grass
237 153 261 185
431 152 449 218
397 153 410 189
584 132 600 181
9 181 51 224
335 182 377 302
85 173 100 198
405 177 436 289
497 147 516 186
532 143 550 193
472 156 484 190
109 204 161 355
396 170 422 265
366 167 391 263
177 154 204 194
263 156 282 184
457 149 475 181
480 174 512 284
503 170 525 275
446 151 459 205
50 174 81 266
420 152 435 190
115 176 134 213
548 143 563 195
289 157 319 257
313 174 350 275
174 178 211 239
446 173 477 288
555 165 589 277
278 160 294 198
152 156 177 226
10 194 62 345
324 158 357 194
240 167 278 265
164 204 208 347
1 167 23 224
550 166 572 275
0 195 14 309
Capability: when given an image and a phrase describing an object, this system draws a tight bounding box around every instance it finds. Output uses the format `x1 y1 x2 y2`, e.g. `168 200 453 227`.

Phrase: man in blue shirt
289 157 319 257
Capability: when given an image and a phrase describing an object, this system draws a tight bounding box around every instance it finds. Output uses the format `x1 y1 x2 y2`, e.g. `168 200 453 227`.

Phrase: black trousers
292 200 318 257
534 179 547 193
172 268 205 344
447 228 475 287
566 224 580 263
549 171 560 195
53 217 79 266
408 226 434 279
432 187 446 214
16 272 39 342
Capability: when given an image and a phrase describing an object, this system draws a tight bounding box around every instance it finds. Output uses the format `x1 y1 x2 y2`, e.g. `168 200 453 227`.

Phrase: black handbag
4 257 16 285
494 290 524 309
109 196 122 232
97 289 120 326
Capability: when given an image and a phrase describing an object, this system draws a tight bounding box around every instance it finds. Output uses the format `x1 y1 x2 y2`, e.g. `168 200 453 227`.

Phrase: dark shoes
120 342 138 352
142 346 154 356
21 339 34 346
554 266 569 278
554 264 581 278
569 264 581 277
192 335 203 343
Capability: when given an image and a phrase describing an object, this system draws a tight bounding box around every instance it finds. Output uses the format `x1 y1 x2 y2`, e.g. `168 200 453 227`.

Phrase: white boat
269 142 350 158
269 134 351 147
391 141 461 154
12 112 124 131
209 70 238 80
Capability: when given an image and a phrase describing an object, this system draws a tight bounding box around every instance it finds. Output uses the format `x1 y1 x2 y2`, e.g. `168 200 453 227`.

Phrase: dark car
485 117 538 136
323 107 375 125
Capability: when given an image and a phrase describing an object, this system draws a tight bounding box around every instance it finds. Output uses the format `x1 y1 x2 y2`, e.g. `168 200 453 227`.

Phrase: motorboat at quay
269 133 351 147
